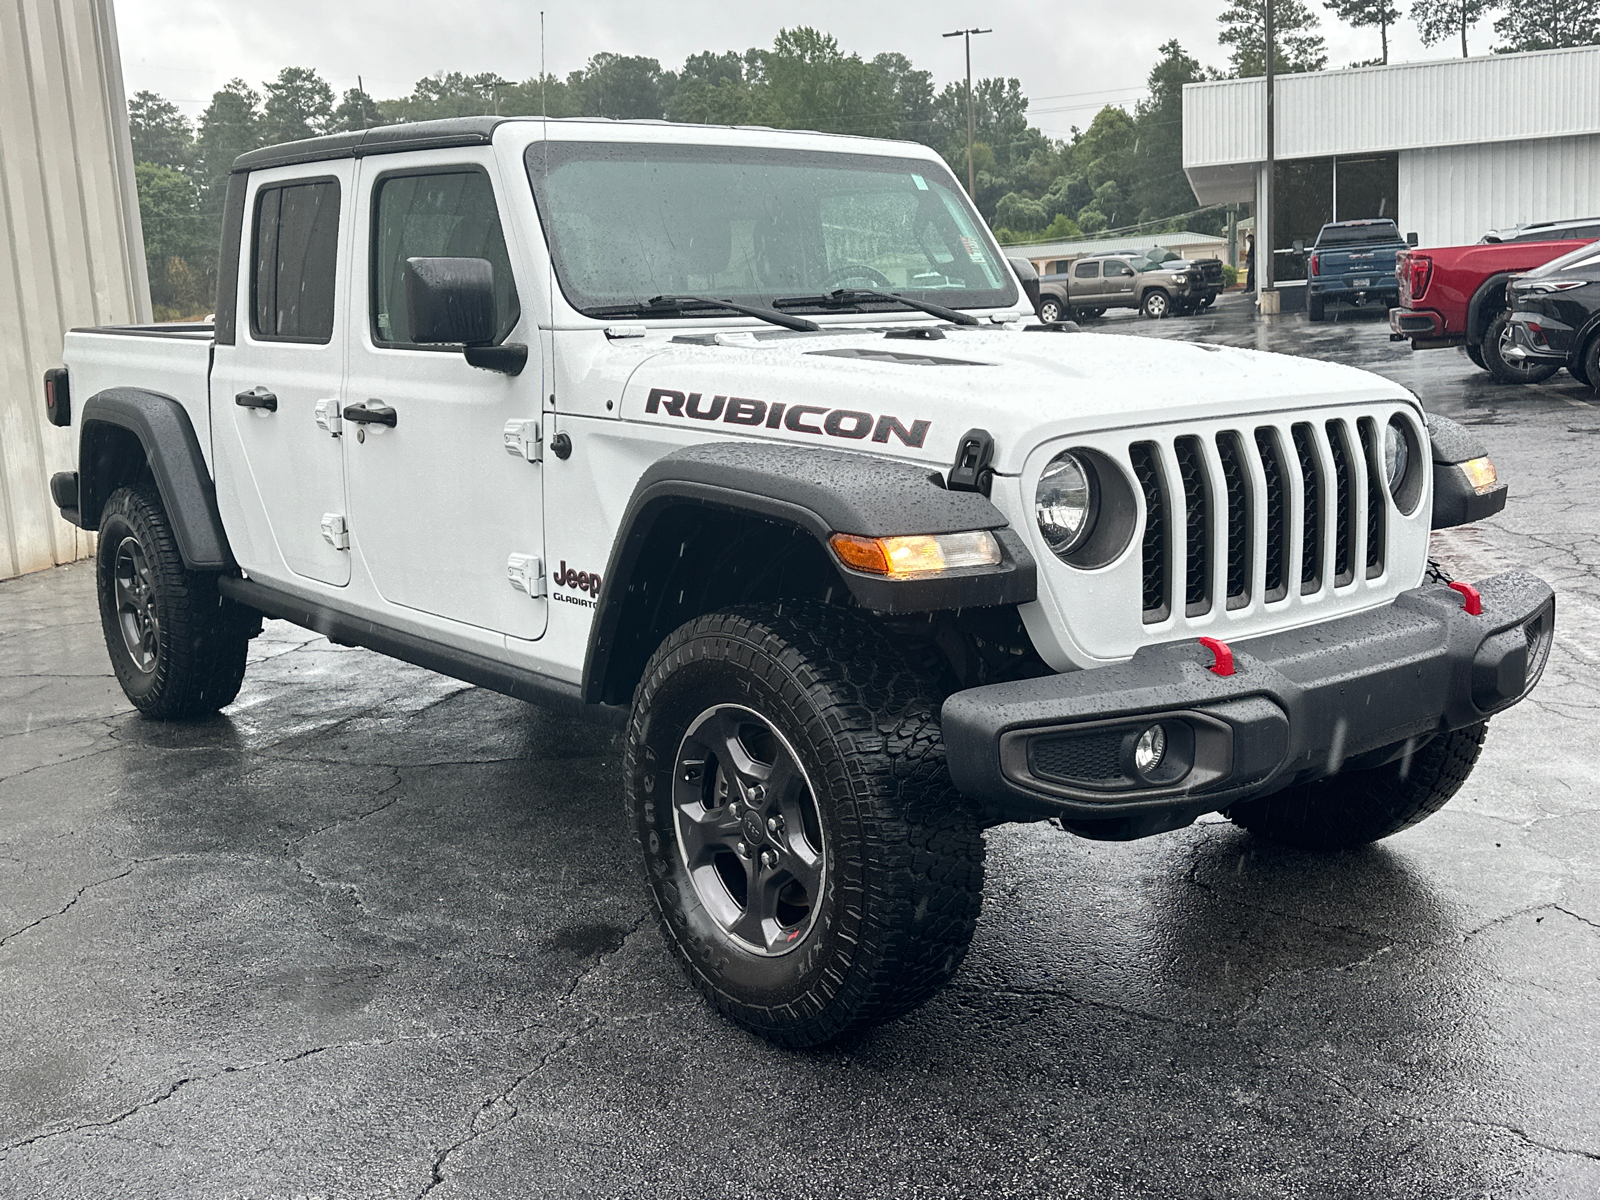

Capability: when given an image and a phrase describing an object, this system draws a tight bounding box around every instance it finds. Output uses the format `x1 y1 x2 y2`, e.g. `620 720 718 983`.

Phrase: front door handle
235 386 277 412
343 401 397 427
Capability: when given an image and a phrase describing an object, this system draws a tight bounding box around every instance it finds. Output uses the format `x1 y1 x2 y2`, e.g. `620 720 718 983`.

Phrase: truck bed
64 324 215 470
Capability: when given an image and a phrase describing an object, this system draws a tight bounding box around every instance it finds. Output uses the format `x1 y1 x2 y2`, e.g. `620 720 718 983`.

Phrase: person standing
1244 233 1256 292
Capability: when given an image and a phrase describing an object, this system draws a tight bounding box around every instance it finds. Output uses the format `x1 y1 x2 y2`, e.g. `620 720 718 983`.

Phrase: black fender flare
78 388 234 570
1465 272 1517 345
581 441 1037 705
1426 412 1508 530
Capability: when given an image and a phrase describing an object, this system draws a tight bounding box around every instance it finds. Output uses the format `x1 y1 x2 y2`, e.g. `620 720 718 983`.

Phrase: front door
341 152 547 641
1105 258 1138 303
210 162 353 588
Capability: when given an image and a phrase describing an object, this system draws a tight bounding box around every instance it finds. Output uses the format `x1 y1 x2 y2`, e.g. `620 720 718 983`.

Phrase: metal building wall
0 0 149 581
1400 134 1600 248
1184 45 1600 203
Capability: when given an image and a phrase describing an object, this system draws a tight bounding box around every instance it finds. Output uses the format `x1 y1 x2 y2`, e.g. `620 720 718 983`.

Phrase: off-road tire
1307 295 1326 323
96 486 254 718
1225 723 1486 851
625 604 984 1047
1483 311 1559 384
1465 342 1486 370
1141 290 1171 319
1038 297 1063 324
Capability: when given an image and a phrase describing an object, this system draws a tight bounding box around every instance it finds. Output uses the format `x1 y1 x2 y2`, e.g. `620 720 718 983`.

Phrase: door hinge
321 512 349 550
507 553 546 598
314 398 343 435
503 418 542 462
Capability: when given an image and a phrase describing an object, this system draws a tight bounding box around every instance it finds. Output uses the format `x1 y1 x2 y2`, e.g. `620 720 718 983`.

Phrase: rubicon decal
646 388 931 449
552 561 602 599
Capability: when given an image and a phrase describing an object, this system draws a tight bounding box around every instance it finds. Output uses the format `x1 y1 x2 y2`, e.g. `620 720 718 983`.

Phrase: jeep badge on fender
51 113 1550 1051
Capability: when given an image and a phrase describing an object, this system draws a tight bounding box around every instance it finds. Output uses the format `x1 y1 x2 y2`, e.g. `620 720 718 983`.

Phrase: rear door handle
343 401 397 427
235 386 277 412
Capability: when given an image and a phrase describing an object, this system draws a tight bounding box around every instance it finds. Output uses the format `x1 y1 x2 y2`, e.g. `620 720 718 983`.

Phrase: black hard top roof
231 116 509 173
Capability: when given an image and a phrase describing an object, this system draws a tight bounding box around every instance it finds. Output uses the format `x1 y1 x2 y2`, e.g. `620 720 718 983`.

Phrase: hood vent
806 347 992 367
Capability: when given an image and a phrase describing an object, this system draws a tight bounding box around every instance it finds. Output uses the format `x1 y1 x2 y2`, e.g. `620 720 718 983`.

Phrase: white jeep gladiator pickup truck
44 116 1553 1047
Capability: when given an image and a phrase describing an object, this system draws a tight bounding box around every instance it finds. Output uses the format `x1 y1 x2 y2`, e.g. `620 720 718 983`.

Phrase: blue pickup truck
1303 219 1407 322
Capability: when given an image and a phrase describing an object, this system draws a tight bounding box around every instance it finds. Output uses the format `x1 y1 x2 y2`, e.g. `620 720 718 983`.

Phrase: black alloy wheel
112 535 161 673
671 704 827 956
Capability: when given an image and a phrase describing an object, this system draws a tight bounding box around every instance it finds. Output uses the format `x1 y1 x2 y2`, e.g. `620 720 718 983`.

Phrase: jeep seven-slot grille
1136 420 1383 626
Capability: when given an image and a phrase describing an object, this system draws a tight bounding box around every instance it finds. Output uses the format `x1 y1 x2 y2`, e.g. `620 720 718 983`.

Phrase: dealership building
1182 44 1600 296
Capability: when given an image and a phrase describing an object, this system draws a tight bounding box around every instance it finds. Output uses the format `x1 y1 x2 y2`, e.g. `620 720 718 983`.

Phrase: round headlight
1383 417 1410 495
1036 451 1099 557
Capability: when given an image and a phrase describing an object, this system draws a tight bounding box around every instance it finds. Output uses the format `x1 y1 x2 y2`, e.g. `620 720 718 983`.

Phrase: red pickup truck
1389 216 1600 382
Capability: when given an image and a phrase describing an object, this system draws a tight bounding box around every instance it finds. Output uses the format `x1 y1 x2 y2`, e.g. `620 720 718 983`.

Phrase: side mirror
1407 231 1419 247
1121 266 1135 277
1291 238 1305 254
403 257 526 375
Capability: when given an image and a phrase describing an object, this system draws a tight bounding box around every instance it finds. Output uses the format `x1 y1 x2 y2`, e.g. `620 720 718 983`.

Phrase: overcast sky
116 0 1500 133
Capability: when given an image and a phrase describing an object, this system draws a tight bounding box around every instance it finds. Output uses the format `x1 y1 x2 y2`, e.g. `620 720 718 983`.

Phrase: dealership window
1270 153 1398 283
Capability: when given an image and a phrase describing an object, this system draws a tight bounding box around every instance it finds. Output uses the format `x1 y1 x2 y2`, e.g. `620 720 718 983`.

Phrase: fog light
1134 724 1167 775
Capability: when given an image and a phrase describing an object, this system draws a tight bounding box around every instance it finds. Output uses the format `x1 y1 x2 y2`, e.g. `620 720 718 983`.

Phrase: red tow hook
1448 581 1483 616
1198 636 1235 677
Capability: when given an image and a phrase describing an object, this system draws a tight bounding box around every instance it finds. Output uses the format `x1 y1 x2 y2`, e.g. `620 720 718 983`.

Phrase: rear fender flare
78 388 234 570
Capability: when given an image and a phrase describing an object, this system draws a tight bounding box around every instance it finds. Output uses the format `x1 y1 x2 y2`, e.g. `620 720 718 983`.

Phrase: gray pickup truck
1037 249 1225 322
1304 219 1406 322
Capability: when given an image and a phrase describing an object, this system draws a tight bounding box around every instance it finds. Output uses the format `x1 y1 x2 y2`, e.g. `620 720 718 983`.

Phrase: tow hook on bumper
942 572 1555 838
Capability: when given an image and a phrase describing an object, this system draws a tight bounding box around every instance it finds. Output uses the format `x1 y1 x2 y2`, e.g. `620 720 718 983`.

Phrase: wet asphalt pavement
2 293 1598 1199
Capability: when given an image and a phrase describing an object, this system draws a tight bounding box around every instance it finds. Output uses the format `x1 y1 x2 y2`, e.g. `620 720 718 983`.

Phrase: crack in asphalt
0 864 142 949
1449 1116 1600 1163
416 912 652 1198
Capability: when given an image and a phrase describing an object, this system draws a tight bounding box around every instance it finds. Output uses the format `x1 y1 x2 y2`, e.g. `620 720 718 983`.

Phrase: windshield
1316 221 1401 247
523 141 1016 316
1129 249 1181 272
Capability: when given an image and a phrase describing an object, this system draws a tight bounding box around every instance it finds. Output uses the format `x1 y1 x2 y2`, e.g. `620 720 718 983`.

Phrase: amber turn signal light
1460 456 1498 495
829 531 1002 577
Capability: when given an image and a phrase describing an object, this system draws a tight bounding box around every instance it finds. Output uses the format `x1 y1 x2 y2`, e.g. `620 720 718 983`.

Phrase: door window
371 170 521 347
1074 261 1100 279
250 180 340 343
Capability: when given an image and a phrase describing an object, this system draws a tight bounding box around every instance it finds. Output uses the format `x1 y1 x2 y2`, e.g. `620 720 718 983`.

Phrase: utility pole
943 27 992 199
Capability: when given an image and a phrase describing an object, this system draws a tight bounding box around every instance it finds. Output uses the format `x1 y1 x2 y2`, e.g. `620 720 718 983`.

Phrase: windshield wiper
773 288 981 326
583 295 819 332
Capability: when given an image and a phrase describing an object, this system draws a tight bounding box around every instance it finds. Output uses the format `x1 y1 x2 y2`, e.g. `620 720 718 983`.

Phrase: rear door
210 163 353 588
1072 258 1101 302
341 151 548 641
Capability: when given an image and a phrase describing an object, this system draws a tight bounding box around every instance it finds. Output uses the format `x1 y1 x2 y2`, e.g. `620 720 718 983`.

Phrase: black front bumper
943 573 1555 839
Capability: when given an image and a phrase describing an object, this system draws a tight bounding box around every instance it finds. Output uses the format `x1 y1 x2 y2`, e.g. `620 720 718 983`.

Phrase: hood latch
948 428 995 496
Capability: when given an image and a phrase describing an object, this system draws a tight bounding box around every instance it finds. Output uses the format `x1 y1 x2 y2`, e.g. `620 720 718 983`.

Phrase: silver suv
1037 249 1224 321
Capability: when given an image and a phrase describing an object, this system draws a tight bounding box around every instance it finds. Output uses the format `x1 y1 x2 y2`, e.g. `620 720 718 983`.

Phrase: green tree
568 53 675 119
260 66 335 144
760 27 899 137
195 78 261 203
332 86 382 131
1132 41 1203 224
994 192 1047 232
1326 0 1403 62
1493 0 1600 51
128 91 193 174
1219 0 1329 75
1411 0 1501 56
382 72 512 122
871 52 935 143
135 163 210 317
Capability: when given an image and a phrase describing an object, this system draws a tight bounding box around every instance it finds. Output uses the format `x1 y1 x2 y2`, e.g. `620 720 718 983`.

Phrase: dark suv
1502 239 1600 390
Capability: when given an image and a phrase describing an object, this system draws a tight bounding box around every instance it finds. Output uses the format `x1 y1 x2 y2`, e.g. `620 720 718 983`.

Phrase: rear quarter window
250 179 340 343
